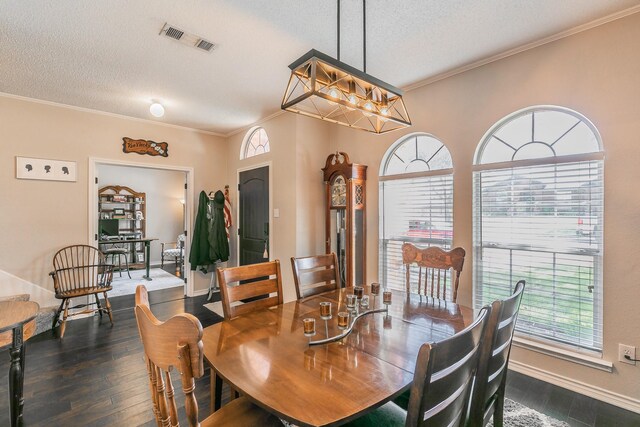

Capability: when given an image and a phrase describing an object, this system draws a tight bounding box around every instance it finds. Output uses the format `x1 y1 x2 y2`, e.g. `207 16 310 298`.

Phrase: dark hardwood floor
1 287 638 426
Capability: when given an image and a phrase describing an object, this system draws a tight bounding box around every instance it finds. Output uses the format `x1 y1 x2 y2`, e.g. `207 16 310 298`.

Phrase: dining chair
216 260 284 320
344 306 490 427
134 285 283 427
50 245 114 338
291 253 341 299
402 243 465 302
467 280 526 427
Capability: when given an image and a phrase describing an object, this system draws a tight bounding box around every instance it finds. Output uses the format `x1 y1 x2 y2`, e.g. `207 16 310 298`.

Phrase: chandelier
281 1 411 134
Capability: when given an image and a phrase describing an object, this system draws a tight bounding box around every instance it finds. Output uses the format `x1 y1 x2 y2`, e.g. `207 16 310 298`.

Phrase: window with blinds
379 134 454 291
473 106 604 353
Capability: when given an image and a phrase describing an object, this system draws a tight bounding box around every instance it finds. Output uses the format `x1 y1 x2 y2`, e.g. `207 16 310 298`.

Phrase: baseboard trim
191 289 209 297
509 360 640 414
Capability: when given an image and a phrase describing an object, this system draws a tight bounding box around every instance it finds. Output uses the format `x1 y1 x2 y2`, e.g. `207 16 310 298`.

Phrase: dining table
202 285 476 427
0 300 39 427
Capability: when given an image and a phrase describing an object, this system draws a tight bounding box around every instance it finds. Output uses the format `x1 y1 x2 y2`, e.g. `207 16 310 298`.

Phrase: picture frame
113 208 125 216
16 157 77 182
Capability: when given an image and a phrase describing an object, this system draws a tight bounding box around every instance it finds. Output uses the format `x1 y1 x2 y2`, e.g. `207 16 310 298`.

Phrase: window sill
513 336 613 373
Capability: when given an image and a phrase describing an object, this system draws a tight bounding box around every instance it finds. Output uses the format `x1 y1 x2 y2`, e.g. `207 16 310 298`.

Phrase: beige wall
0 96 227 294
329 13 640 401
225 114 332 302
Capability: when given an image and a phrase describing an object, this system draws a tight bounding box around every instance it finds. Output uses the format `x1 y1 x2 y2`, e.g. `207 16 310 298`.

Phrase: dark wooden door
239 166 269 266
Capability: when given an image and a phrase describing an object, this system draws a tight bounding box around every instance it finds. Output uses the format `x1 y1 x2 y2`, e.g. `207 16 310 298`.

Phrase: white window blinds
380 175 453 291
473 160 603 352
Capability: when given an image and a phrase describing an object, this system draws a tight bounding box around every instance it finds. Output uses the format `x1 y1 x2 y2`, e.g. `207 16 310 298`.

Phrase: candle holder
337 312 349 329
383 290 392 312
354 286 364 300
370 282 381 295
319 301 332 320
346 294 357 310
360 295 369 308
303 318 316 337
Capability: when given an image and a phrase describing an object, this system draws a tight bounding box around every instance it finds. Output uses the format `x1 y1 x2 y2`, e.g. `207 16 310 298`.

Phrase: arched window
379 133 454 291
241 127 270 159
473 106 604 353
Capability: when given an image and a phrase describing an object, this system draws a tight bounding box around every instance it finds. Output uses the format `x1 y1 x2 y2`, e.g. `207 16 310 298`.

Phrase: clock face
331 175 347 207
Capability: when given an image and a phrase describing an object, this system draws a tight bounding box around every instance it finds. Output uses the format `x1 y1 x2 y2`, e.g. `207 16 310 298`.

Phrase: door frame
88 157 196 296
236 161 273 266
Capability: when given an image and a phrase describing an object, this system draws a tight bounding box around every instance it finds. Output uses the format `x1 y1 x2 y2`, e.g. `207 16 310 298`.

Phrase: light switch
274 208 280 218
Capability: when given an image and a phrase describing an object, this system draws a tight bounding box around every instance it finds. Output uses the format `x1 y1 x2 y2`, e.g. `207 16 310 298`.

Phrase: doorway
238 165 270 266
88 158 195 296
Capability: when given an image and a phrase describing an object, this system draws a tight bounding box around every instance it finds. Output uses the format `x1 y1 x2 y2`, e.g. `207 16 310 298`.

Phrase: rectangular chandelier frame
281 49 411 134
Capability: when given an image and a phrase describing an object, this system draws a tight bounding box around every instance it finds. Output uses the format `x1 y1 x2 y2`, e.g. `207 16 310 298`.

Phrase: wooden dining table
202 286 476 427
0 300 39 427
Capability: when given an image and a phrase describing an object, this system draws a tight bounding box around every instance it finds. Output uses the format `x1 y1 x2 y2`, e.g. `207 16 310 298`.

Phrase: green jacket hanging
209 190 230 263
190 191 215 270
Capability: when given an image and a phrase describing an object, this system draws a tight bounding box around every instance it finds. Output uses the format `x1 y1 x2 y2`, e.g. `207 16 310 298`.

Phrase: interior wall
328 12 640 401
98 164 185 264
0 95 227 294
295 116 332 258
226 113 298 302
226 113 333 302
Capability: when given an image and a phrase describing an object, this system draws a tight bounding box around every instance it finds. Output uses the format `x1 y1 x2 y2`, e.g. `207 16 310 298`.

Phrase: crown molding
0 91 226 138
403 5 640 92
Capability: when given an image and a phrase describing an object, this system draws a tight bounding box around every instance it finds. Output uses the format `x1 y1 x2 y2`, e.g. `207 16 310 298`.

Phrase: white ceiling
1 0 637 135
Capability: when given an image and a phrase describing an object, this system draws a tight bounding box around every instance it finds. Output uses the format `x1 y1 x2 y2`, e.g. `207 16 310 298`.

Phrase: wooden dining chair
291 253 341 299
216 260 284 320
344 306 490 427
134 285 283 427
402 243 466 302
50 244 114 338
468 280 525 427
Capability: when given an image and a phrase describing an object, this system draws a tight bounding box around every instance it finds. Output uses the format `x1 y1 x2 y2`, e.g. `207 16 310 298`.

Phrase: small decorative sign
122 137 169 157
16 157 77 182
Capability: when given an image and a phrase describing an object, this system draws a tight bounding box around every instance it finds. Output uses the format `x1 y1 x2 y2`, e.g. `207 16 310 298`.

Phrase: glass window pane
473 106 603 352
242 127 271 159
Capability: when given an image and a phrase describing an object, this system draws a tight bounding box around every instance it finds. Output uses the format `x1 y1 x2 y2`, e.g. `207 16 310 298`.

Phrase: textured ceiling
1 0 637 134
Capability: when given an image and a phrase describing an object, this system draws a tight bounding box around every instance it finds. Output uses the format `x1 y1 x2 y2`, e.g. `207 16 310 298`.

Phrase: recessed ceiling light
150 102 165 118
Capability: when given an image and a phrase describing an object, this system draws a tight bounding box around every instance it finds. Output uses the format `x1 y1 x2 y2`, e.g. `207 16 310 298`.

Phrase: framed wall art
16 157 77 182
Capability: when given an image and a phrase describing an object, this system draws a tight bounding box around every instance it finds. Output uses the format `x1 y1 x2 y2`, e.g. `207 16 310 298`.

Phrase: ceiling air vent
159 23 217 53
164 26 184 41
196 39 215 52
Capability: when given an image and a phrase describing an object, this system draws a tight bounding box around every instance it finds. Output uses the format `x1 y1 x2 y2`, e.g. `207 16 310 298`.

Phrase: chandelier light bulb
362 100 374 117
149 102 165 118
347 93 358 105
327 86 341 105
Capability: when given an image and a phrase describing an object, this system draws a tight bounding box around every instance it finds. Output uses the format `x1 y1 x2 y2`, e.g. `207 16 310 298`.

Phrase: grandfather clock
322 152 367 287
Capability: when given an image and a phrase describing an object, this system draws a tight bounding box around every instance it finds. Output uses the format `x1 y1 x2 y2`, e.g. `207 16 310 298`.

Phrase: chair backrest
405 307 489 427
134 285 205 427
402 243 465 302
468 280 526 426
51 245 112 296
291 253 341 299
216 260 284 320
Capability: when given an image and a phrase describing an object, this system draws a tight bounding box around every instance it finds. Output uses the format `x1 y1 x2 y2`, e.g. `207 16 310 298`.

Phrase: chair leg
494 383 506 427
122 253 131 279
210 369 223 413
52 300 64 332
59 299 70 339
103 292 114 325
94 294 103 318
117 254 122 277
161 252 164 269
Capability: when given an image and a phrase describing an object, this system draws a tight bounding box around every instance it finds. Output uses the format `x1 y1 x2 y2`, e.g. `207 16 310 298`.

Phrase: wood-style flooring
1 287 638 426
